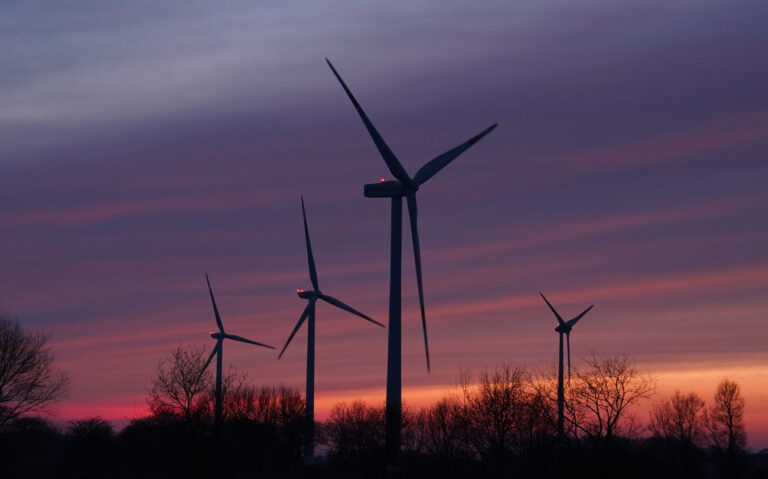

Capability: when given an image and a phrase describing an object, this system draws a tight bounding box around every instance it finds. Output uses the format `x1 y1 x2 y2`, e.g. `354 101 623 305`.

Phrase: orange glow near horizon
50 363 768 450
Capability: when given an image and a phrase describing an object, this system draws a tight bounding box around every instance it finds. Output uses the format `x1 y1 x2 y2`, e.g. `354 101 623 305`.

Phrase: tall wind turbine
539 292 593 437
201 273 275 428
278 196 384 462
327 59 497 465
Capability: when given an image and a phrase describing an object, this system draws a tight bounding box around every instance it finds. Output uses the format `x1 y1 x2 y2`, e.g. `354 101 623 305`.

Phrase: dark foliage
1 360 767 479
62 417 116 478
0 416 62 478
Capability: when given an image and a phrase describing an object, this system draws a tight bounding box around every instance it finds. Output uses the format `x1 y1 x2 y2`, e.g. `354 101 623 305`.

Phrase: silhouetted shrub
0 416 62 477
323 400 385 475
64 416 115 478
119 412 210 478
219 384 307 477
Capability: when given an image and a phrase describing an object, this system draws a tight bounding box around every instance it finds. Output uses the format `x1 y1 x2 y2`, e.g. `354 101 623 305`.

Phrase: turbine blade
319 294 384 328
301 196 319 290
326 59 412 186
407 192 430 372
413 123 498 186
568 304 594 327
224 333 275 350
278 302 313 359
206 273 225 332
566 331 571 382
200 342 219 380
539 292 565 326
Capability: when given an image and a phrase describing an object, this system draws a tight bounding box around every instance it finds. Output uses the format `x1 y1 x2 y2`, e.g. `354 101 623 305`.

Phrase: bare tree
528 368 564 437
0 311 69 432
253 384 282 425
649 390 706 445
217 367 251 421
324 400 385 460
222 383 305 426
567 354 655 444
222 379 259 421
219 382 307 469
705 379 746 454
466 365 532 475
147 345 212 422
517 380 557 455
418 395 472 461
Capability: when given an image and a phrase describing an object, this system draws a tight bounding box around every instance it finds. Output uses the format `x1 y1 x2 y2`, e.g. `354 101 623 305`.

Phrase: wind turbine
278 196 384 462
327 58 497 465
200 273 275 428
539 292 593 437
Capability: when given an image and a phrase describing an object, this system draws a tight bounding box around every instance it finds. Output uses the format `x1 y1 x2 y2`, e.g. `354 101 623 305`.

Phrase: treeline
1 348 767 478
0 386 306 479
319 360 765 479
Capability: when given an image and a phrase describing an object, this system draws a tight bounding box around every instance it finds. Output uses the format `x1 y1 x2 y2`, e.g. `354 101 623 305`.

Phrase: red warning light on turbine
297 288 303 293
380 177 386 183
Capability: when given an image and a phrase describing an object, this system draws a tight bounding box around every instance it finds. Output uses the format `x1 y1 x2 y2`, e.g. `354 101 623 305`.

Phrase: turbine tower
278 196 384 462
200 273 275 429
539 292 593 437
327 58 497 467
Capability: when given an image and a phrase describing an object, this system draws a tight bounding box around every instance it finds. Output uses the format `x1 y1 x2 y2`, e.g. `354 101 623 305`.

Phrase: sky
2 0 768 448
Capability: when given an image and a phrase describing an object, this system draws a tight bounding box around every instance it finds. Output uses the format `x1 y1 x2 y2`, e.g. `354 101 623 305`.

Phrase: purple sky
2 1 768 447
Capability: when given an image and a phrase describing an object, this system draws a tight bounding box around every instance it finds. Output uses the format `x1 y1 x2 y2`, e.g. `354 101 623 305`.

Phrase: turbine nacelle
554 324 572 334
297 289 318 299
364 180 411 198
210 332 224 339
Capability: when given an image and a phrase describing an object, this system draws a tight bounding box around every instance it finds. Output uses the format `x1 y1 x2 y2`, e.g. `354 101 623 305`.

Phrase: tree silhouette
702 380 748 478
566 354 655 445
419 396 473 463
324 400 385 474
0 310 69 432
705 378 747 479
147 344 212 423
3 350 766 478
0 416 61 477
66 417 115 478
650 390 706 445
705 379 746 455
649 391 707 478
467 365 530 475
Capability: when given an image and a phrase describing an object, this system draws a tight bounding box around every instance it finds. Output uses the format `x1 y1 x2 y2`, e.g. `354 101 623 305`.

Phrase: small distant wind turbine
327 58 497 465
539 292 593 437
278 196 384 462
200 273 275 428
